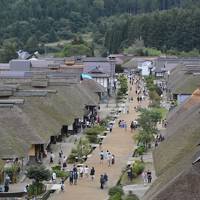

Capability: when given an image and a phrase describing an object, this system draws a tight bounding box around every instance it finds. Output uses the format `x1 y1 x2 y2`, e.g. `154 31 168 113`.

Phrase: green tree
25 35 39 53
26 165 51 183
0 40 17 62
26 165 51 196
136 109 162 148
60 42 93 57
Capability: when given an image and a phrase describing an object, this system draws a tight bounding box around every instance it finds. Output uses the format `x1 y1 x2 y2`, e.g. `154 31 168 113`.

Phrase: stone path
49 83 148 200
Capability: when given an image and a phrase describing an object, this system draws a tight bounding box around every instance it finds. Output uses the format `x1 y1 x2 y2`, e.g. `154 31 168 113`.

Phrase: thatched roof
14 82 99 141
143 92 200 200
0 159 5 171
0 106 44 158
122 58 138 69
0 80 99 158
81 79 106 93
168 65 200 94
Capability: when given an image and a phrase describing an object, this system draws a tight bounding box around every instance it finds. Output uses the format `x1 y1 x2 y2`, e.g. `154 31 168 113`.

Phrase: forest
103 7 200 53
0 0 200 61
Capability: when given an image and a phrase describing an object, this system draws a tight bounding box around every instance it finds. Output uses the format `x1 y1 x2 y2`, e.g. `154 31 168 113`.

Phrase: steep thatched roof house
167 64 200 104
0 76 100 162
143 89 200 200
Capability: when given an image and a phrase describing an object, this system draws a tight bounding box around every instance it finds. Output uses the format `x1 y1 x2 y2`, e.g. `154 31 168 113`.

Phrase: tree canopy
0 0 200 61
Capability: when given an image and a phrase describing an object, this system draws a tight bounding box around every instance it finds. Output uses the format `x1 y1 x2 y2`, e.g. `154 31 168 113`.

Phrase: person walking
109 124 113 132
130 121 134 132
147 170 152 183
60 178 64 191
90 167 95 181
100 175 104 189
59 150 63 159
79 165 84 178
69 171 74 185
52 172 56 184
111 154 115 165
50 152 54 164
142 171 148 185
84 165 89 178
100 151 104 164
4 175 10 192
73 170 78 185
62 156 67 171
103 173 108 188
127 167 133 182
107 152 112 167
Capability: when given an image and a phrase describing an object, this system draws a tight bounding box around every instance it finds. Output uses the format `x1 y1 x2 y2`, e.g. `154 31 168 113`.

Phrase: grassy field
45 32 93 48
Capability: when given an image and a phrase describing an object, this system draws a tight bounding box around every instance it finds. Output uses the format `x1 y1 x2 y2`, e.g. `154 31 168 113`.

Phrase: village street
49 82 149 200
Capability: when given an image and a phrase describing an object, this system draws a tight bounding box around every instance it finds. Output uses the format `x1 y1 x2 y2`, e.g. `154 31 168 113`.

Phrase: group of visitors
142 170 152 185
99 150 115 167
130 120 138 132
155 134 165 148
118 120 127 131
69 165 96 185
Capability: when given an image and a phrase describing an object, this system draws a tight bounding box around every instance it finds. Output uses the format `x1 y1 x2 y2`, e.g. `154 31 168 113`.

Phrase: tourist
142 171 148 185
103 173 108 188
109 124 113 132
127 167 133 182
73 170 78 185
84 165 89 178
61 178 64 191
79 165 84 178
100 175 104 189
130 121 134 132
90 167 95 180
111 154 115 165
52 172 56 184
118 120 121 127
69 171 74 185
100 150 104 164
147 170 152 183
62 156 67 170
107 152 112 167
50 152 54 164
59 150 63 158
4 175 10 192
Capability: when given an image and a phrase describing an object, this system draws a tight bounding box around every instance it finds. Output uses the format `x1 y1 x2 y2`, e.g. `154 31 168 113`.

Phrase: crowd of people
46 73 155 193
99 150 115 167
19 73 156 195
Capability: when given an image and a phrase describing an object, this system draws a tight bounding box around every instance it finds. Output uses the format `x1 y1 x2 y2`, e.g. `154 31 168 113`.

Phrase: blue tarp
81 73 92 79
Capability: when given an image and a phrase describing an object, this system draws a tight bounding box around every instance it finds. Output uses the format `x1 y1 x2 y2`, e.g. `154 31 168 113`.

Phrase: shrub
86 134 99 143
26 165 51 183
136 146 145 155
28 182 45 196
67 138 92 163
108 186 124 197
124 194 140 200
53 170 69 178
132 161 145 176
109 192 122 200
51 165 61 171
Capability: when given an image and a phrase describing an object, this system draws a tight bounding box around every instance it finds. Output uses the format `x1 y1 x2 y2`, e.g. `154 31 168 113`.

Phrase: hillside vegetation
0 0 200 61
